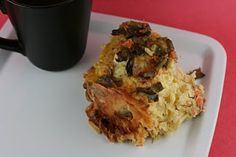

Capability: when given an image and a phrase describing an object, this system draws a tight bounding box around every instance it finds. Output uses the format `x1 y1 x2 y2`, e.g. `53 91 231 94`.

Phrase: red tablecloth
0 0 235 156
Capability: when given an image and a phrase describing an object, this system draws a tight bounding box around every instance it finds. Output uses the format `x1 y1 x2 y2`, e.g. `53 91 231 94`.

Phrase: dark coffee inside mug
0 0 92 71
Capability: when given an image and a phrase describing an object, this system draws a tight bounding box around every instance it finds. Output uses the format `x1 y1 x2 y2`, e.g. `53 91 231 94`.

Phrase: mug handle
0 0 23 54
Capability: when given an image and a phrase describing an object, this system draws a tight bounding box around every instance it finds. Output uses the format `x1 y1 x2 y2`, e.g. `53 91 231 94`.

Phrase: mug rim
7 0 75 8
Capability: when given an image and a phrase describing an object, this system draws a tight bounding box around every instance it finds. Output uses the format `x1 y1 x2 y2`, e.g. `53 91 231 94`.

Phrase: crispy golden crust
85 82 153 145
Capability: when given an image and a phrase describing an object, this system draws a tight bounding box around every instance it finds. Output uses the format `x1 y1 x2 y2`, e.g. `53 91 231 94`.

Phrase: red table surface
0 0 235 156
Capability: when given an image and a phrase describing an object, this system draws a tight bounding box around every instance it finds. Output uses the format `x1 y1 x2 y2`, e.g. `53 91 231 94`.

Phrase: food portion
83 21 205 146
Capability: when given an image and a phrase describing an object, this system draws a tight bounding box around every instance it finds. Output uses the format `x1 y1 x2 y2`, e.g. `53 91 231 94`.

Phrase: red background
0 0 236 156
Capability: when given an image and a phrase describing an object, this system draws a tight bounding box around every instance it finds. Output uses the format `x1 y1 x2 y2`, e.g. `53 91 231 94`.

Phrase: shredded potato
84 21 205 145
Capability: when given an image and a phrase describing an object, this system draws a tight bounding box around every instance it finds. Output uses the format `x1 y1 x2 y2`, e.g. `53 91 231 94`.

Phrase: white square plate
0 13 226 157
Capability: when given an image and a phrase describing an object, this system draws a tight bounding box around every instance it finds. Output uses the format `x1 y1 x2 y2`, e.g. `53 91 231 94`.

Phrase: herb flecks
126 57 134 76
136 82 163 102
96 75 114 88
116 109 133 119
116 48 130 62
189 68 205 79
112 21 151 38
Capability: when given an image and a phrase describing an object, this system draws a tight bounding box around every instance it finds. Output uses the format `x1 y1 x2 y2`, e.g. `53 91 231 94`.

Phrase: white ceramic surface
0 13 226 157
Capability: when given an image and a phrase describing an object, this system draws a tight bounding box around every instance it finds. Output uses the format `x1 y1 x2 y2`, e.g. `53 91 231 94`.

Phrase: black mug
0 0 92 71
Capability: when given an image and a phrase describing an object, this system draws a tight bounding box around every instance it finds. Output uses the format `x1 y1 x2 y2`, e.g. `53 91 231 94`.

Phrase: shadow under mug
0 0 92 71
